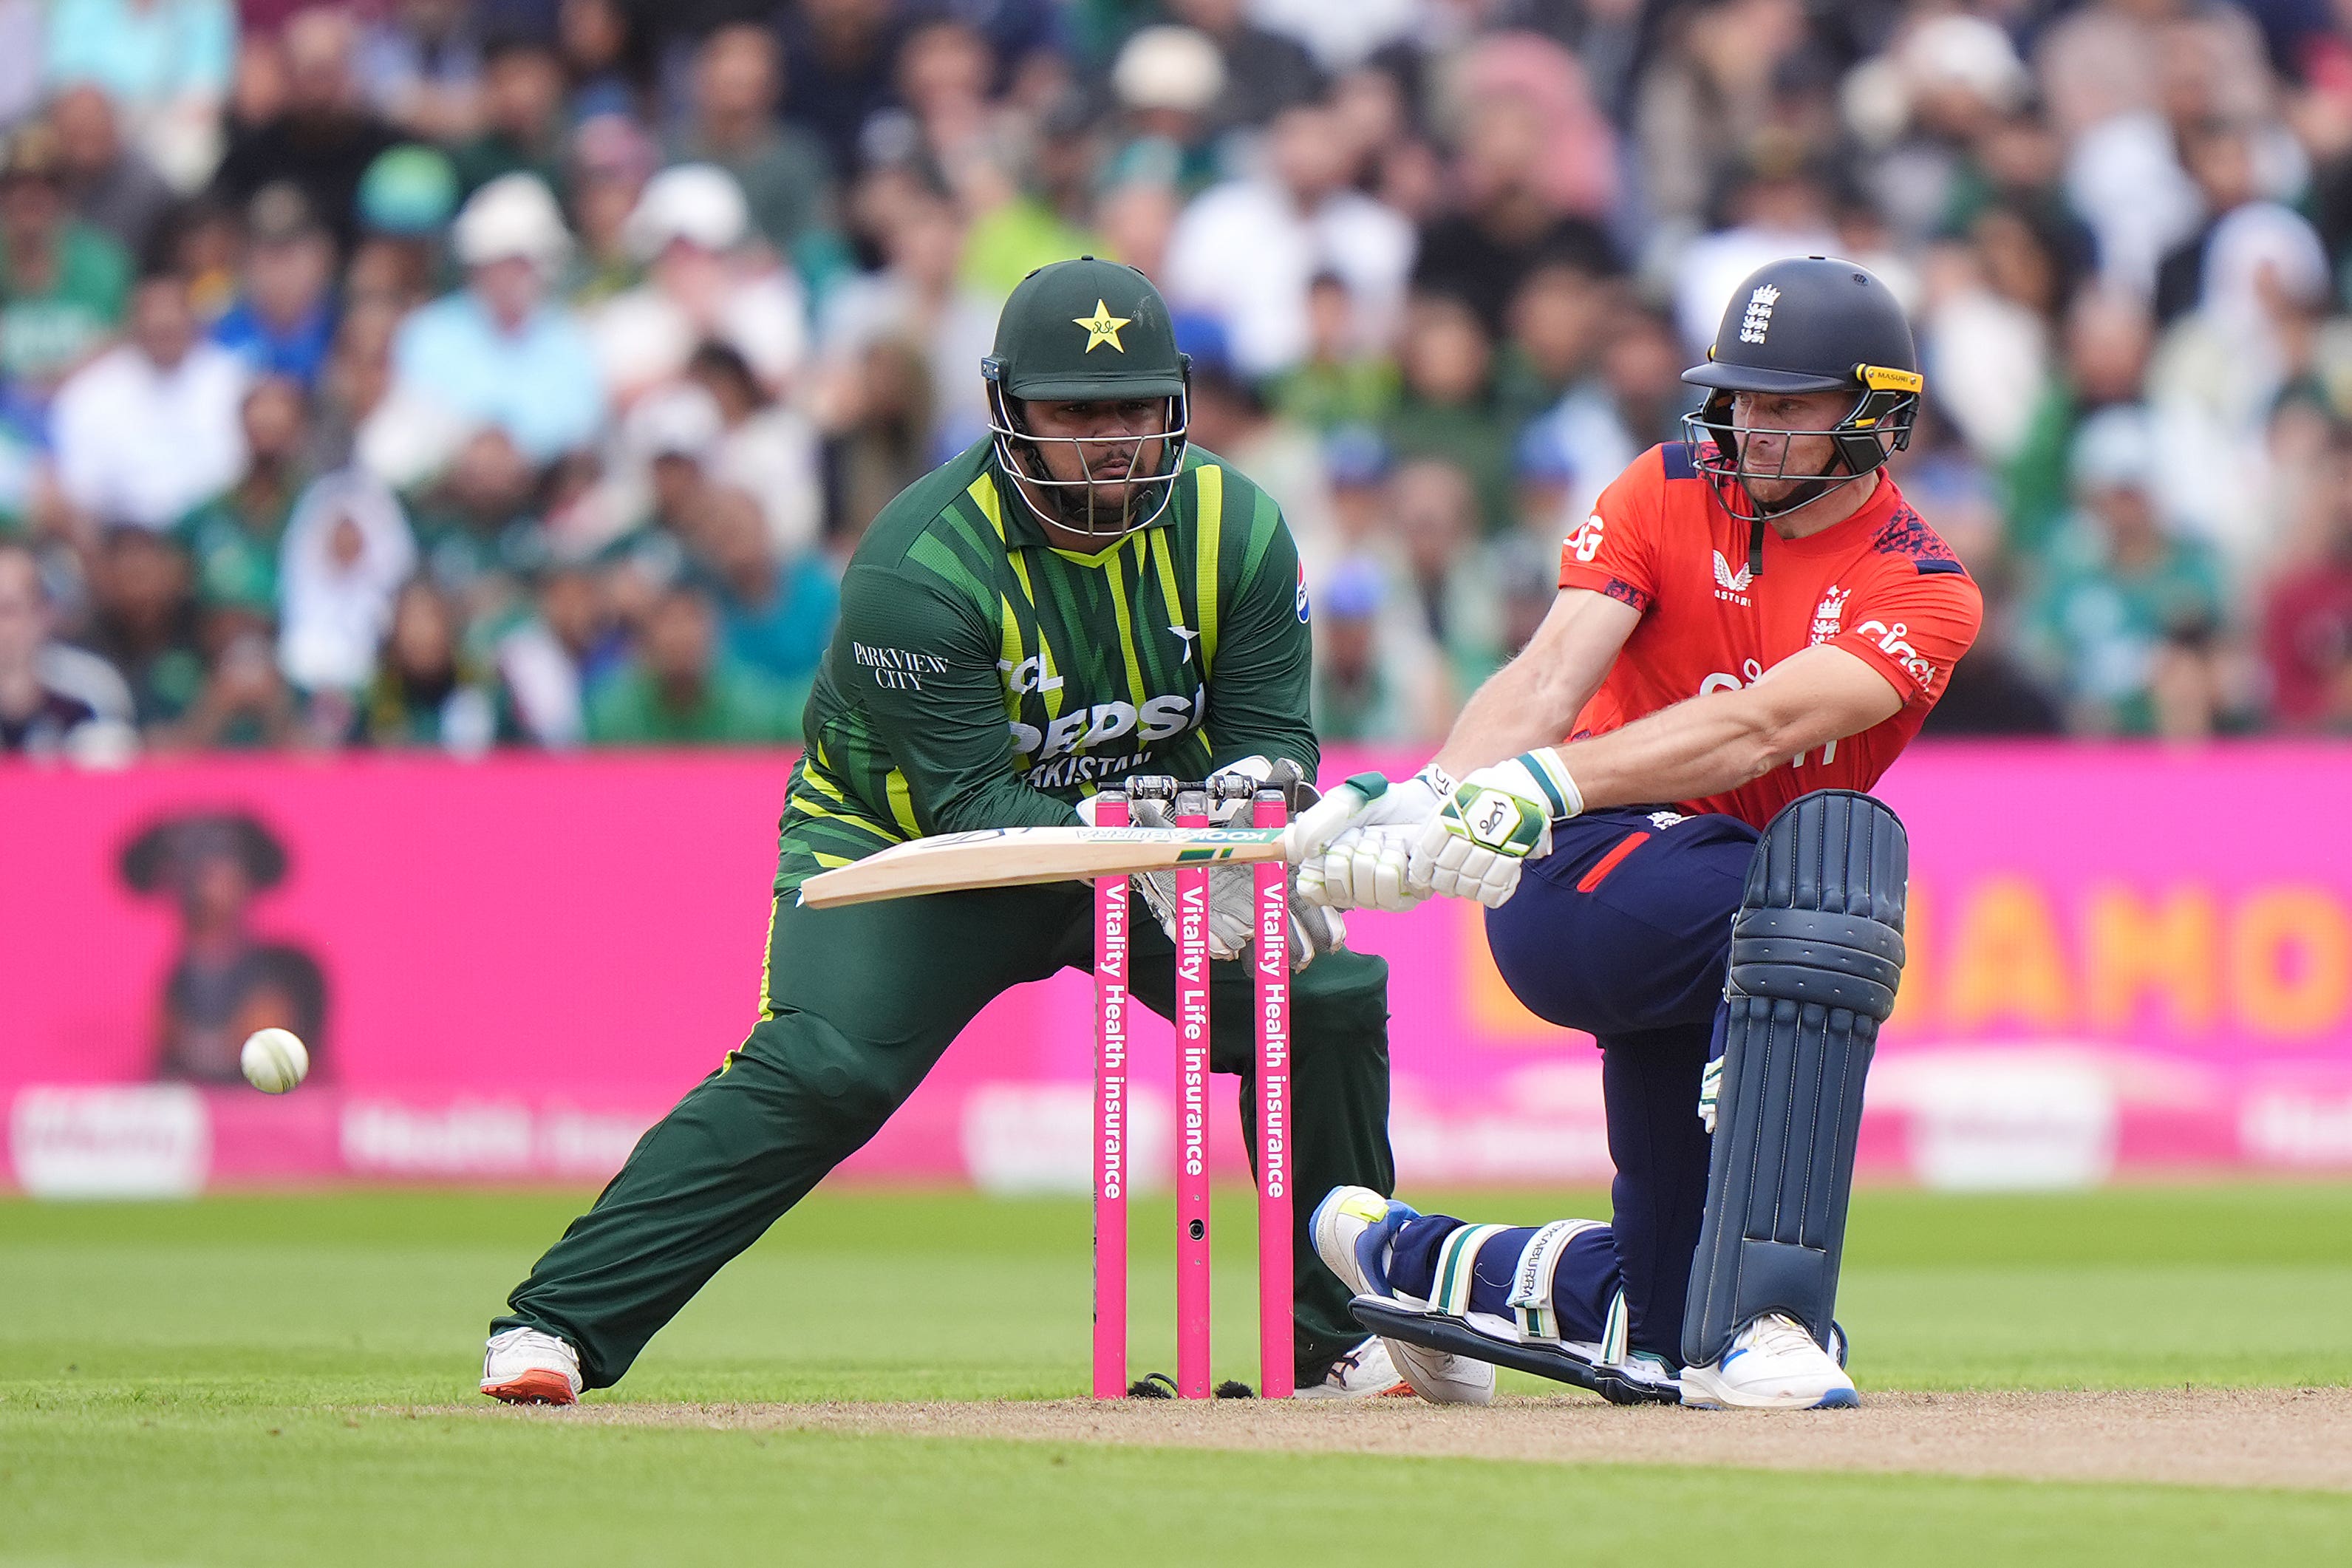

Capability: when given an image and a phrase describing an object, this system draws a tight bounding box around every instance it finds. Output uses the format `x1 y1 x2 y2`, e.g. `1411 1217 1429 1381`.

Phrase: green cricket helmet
982 256 1191 539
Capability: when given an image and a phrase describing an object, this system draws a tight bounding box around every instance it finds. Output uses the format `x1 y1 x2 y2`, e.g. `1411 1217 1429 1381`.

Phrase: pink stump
1253 789 1295 1398
1173 790 1213 1399
1091 792 1131 1400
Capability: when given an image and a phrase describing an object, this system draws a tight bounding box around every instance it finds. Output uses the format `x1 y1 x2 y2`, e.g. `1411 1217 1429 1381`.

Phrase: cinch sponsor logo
1853 618 1940 690
854 641 950 690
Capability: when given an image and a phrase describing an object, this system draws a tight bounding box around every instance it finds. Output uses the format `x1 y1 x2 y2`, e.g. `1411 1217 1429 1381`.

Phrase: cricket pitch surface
479 1386 2352 1493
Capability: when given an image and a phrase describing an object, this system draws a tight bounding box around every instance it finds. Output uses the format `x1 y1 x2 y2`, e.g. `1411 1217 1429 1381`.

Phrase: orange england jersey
1555 442 1982 828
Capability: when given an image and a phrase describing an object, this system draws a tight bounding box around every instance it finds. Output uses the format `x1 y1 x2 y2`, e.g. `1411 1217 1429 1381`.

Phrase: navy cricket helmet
1682 256 1923 557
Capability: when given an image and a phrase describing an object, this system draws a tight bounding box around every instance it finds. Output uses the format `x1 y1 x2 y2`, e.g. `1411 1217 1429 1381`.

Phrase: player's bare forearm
1545 645 1903 811
1434 588 1639 776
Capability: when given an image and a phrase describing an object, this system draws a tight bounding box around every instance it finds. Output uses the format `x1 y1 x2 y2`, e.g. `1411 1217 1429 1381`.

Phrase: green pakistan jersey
774 438 1314 893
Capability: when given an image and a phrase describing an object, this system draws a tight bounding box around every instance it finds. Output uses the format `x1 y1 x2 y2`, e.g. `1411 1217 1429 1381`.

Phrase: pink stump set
1091 781 1294 1400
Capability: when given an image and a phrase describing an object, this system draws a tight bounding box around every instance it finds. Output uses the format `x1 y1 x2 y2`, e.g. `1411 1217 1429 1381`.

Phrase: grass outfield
4 1184 2351 1564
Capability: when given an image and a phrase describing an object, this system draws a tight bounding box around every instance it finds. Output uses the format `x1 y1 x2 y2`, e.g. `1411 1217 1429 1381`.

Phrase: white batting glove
1410 751 1584 908
1699 1054 1723 1135
1298 823 1427 913
1289 764 1453 910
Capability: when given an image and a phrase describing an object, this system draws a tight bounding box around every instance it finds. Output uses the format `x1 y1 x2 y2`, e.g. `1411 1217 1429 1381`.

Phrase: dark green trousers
497 880 1395 1389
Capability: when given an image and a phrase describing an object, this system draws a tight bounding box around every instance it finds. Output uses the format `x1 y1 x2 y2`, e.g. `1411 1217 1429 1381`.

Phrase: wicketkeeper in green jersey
481 258 1406 1404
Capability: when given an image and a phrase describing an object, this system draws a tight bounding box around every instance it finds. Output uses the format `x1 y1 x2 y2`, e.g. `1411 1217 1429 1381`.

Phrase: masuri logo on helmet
983 257 1193 540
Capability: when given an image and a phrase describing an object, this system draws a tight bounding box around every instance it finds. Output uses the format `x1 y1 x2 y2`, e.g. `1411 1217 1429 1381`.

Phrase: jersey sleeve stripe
883 768 921 836
1195 463 1224 673
1102 547 1151 709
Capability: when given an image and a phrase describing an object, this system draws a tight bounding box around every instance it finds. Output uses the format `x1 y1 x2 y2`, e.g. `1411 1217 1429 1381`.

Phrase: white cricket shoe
1309 1187 1496 1405
1678 1312 1858 1410
1294 1334 1412 1399
480 1326 583 1405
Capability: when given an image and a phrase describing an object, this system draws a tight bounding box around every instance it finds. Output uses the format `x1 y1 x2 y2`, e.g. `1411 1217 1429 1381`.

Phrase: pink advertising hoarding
4 745 2349 1196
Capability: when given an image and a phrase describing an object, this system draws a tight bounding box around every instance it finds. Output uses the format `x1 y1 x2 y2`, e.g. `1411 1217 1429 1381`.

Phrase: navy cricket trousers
1482 807 1759 1358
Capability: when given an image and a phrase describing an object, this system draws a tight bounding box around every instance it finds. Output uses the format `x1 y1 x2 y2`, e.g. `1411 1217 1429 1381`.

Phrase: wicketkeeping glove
1130 760 1346 970
1408 750 1584 907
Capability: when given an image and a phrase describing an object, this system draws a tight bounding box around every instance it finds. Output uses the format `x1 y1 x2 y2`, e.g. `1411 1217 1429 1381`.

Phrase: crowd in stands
6 0 2352 763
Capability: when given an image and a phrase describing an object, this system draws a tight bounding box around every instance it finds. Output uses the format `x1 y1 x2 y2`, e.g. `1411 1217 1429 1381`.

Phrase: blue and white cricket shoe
1309 1187 1496 1405
1678 1312 1858 1410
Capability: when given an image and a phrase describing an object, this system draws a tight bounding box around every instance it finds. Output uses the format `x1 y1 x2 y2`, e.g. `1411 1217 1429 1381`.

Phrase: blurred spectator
686 339 823 557
451 33 567 198
2005 284 2156 562
211 184 340 388
372 173 604 478
593 162 806 406
176 625 300 748
1496 260 1611 432
1164 99 1413 378
276 468 415 696
2263 431 2352 732
1269 272 1400 434
1411 67 1618 336
566 113 658 302
0 539 106 756
355 576 502 751
44 0 235 191
357 0 485 145
80 523 205 731
1164 0 1323 136
780 0 914 180
494 561 604 747
2147 200 2334 575
815 192 986 454
52 83 177 262
693 481 836 699
0 125 132 396
959 92 1101 296
1672 149 1837 355
1383 296 1513 536
826 335 933 546
1105 26 1225 198
584 581 797 744
557 0 645 125
408 426 544 621
0 0 39 132
2153 117 2268 326
177 375 310 617
2022 407 2229 735
671 24 834 266
1309 553 1449 745
1385 456 1502 691
52 270 250 531
211 7 401 250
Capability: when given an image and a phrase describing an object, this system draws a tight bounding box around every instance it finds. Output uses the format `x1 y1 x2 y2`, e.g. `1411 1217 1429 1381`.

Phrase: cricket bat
798 825 1289 908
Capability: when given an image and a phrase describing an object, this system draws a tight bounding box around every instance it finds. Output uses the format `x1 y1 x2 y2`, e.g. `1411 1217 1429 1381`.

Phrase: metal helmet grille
1682 384 1917 526
986 381 1192 540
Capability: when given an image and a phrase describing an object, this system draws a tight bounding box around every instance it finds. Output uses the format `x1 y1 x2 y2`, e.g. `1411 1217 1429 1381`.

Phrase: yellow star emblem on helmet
1072 299 1131 353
